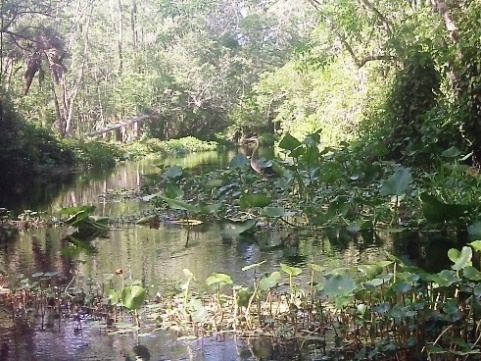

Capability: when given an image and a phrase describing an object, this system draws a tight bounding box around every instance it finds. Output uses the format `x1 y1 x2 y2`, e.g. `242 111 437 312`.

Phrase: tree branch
357 0 393 35
430 0 459 43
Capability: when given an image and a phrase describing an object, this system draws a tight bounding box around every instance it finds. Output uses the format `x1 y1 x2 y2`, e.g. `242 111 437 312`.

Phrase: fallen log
85 114 151 136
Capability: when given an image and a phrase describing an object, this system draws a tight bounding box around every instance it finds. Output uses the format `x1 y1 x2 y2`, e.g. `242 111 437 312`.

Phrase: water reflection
4 224 390 294
0 152 470 361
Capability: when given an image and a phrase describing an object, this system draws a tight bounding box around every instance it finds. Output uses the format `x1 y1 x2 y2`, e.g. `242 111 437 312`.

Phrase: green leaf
448 248 461 263
420 192 470 223
323 274 357 297
205 178 223 188
380 166 412 196
451 246 472 271
108 289 120 304
59 206 96 217
236 287 252 308
206 273 233 288
183 268 194 279
463 266 481 281
259 271 281 291
220 218 257 238
278 133 302 152
301 146 319 167
470 240 481 252
308 264 324 273
121 285 146 311
239 193 271 209
432 270 460 287
280 263 302 276
441 146 461 158
392 281 412 293
156 195 200 213
357 265 383 278
229 154 249 169
164 184 184 199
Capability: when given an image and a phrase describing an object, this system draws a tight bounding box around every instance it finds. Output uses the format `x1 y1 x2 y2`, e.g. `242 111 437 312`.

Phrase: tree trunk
130 0 138 49
64 2 95 136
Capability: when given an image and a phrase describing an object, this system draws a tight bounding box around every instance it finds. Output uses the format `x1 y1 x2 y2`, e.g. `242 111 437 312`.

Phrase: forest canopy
1 0 481 166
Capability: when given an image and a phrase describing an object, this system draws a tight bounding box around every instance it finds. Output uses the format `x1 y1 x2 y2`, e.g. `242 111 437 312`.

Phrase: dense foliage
2 0 481 168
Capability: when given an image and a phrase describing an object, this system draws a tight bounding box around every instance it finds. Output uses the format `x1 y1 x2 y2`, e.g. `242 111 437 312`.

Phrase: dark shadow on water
391 229 467 273
0 170 76 214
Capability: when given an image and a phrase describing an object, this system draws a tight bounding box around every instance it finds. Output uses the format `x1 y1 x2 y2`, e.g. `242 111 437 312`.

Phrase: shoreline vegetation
3 1 481 358
1 240 481 361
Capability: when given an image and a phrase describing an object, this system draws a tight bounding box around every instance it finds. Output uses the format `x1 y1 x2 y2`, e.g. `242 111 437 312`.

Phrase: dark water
0 150 462 361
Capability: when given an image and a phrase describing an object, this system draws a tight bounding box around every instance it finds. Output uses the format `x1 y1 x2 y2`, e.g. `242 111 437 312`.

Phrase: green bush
63 139 122 168
124 137 219 159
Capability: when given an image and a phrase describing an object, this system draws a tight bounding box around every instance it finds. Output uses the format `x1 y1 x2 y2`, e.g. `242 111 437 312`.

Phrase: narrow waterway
0 150 461 361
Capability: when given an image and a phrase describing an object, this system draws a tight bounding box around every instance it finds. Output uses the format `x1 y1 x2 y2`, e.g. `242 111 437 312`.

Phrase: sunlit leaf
59 206 96 216
451 246 472 271
448 248 461 263
183 269 194 279
278 133 302 152
308 264 324 273
121 285 146 311
191 306 207 323
470 240 481 252
206 273 233 288
280 263 302 276
108 289 120 304
259 271 281 291
142 192 161 202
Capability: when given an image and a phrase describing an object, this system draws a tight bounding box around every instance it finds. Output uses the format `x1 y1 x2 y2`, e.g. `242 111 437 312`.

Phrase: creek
0 150 461 361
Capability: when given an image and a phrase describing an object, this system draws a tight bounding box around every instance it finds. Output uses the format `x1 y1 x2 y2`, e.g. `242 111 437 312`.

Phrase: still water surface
0 150 457 360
